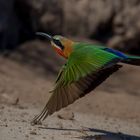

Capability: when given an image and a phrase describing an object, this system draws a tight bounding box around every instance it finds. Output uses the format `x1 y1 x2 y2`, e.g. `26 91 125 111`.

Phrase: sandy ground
0 105 140 140
0 41 140 140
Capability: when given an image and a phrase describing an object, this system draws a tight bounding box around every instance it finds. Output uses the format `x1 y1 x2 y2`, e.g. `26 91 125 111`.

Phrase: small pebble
30 131 37 135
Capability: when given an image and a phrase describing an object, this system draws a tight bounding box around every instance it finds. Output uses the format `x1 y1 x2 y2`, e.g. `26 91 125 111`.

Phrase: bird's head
36 32 74 59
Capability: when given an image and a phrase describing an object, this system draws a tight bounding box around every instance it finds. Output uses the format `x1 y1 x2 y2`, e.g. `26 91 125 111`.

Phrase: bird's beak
36 32 52 41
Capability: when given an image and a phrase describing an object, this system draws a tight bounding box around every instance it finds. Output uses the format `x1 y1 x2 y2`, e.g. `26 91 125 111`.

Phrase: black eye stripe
53 39 64 50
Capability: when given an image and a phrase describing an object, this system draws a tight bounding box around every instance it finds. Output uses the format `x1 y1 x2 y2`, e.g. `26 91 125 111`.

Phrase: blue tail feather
104 48 140 66
104 48 128 59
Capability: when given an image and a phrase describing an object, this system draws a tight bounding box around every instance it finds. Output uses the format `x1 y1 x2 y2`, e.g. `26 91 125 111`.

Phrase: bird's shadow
80 128 140 140
39 126 140 140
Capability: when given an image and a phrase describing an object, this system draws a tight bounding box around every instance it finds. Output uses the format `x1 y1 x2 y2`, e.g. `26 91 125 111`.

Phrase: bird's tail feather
122 55 140 66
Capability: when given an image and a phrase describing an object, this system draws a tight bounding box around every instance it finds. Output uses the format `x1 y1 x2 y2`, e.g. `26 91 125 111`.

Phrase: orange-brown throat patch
61 38 74 58
52 38 74 59
54 47 66 58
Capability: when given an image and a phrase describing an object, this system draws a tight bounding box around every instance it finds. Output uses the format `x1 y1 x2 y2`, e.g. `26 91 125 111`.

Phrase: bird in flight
32 32 140 125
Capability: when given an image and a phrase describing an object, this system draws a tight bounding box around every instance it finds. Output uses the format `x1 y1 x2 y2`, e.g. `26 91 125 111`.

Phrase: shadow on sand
39 127 140 140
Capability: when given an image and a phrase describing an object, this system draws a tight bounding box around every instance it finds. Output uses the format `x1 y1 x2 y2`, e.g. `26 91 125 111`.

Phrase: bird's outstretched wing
32 47 122 124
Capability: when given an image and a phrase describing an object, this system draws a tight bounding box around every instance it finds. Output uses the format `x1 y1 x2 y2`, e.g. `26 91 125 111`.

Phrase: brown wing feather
79 64 122 97
31 64 122 124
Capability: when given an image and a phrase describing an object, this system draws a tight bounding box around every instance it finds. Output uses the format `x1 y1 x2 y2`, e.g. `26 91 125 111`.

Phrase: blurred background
1 0 140 53
0 0 140 137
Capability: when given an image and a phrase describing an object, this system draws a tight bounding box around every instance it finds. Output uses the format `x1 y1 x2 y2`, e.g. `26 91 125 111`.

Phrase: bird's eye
53 39 64 50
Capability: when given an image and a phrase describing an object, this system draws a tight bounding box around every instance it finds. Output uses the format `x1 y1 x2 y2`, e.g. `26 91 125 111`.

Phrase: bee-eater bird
32 32 140 125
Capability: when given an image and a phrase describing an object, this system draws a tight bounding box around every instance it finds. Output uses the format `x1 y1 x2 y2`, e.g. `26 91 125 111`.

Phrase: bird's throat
54 47 67 59
53 39 74 59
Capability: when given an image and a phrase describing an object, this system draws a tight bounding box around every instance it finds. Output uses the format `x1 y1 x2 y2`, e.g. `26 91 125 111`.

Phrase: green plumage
32 41 140 125
61 43 121 85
